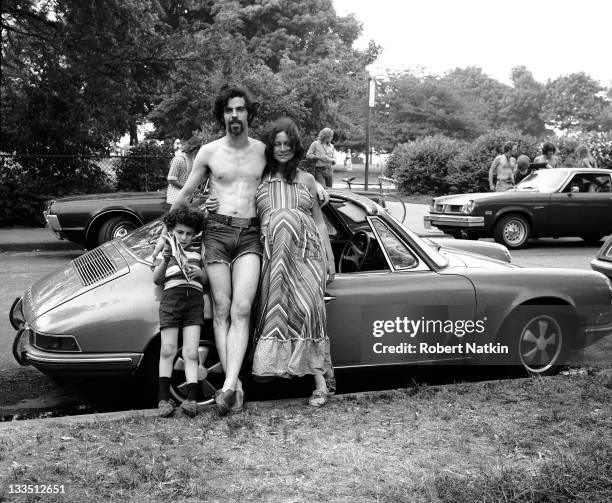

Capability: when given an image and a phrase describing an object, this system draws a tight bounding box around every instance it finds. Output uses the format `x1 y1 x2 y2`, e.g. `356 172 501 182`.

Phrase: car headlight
461 200 475 214
32 332 81 352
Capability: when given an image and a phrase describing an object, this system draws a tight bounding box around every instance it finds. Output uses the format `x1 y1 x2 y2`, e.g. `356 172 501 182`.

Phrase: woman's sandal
308 389 328 407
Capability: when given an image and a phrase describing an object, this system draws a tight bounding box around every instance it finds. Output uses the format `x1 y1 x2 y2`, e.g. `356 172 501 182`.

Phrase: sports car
424 168 612 249
11 190 612 406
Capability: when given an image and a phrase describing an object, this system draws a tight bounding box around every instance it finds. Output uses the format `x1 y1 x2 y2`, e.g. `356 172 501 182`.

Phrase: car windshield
122 219 164 261
515 170 568 192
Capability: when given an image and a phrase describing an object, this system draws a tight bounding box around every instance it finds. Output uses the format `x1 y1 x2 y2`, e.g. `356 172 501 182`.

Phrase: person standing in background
489 141 517 191
576 144 598 169
534 142 561 168
166 136 202 205
306 128 336 187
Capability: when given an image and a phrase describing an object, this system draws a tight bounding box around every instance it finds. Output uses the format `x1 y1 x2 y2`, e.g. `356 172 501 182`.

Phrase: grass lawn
1 373 610 502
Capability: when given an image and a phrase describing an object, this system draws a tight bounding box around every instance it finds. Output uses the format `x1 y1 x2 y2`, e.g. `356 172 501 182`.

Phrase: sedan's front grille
447 205 463 213
72 247 118 286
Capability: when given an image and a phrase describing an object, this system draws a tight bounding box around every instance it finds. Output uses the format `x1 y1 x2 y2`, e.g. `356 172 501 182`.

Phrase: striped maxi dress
252 177 332 378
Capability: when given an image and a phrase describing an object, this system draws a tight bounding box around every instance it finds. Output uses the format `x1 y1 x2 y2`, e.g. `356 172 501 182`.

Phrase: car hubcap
170 343 222 405
113 225 133 239
519 315 562 373
504 220 526 245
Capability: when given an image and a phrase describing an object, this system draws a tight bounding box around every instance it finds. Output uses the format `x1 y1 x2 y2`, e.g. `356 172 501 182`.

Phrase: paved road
0 218 606 418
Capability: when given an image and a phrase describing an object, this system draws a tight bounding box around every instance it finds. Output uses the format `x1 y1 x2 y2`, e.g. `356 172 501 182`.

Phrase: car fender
85 207 144 243
454 268 610 339
490 206 534 231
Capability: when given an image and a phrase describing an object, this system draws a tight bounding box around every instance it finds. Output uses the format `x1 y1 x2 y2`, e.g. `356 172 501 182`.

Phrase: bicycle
341 175 407 223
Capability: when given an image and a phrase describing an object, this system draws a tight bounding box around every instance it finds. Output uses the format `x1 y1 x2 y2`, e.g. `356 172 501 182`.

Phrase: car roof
550 167 612 175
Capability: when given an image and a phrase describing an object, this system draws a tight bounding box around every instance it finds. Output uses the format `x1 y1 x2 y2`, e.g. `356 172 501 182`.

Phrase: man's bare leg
223 253 260 392
206 262 233 379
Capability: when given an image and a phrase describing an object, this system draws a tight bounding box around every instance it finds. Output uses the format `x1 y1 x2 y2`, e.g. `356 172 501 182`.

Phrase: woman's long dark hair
262 117 305 183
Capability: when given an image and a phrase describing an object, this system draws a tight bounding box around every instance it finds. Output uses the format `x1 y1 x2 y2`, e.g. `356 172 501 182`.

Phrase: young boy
152 205 207 417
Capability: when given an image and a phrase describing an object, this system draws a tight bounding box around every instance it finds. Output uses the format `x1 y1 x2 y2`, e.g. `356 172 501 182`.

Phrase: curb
0 380 523 430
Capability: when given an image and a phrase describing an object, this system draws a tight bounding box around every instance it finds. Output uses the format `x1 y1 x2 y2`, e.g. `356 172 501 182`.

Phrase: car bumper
591 258 612 280
424 214 485 229
13 328 143 378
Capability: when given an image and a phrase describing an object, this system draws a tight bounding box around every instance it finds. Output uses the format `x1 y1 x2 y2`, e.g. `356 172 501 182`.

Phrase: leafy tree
542 73 607 132
442 66 510 130
501 66 547 137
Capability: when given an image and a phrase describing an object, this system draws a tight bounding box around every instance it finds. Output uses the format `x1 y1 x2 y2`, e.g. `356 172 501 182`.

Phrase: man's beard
227 118 244 136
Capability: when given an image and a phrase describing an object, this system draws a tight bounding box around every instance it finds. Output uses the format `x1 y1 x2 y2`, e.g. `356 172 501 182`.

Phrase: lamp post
365 74 375 191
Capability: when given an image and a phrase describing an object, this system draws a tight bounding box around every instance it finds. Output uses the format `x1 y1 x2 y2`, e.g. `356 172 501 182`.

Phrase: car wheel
97 215 138 245
169 340 223 406
494 214 530 249
506 306 571 376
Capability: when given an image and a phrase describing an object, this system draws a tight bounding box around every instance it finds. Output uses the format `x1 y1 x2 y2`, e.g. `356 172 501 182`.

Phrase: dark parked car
424 168 612 249
591 234 612 280
12 190 612 406
44 191 168 248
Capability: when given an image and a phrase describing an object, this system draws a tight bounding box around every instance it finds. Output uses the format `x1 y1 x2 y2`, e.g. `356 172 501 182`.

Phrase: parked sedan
11 191 612 406
591 234 612 280
44 191 168 248
424 168 612 249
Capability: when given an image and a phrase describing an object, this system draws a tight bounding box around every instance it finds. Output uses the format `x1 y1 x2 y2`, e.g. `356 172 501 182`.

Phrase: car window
331 200 370 232
370 218 419 270
562 173 611 193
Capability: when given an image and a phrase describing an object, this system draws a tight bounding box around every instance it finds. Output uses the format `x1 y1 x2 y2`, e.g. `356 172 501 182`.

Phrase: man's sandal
308 390 328 407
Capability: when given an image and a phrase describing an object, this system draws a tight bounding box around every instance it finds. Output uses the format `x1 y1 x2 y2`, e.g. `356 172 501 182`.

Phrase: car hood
53 191 165 203
22 242 130 321
432 191 536 205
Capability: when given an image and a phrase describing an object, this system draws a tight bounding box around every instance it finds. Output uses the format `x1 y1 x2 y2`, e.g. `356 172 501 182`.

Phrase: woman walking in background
252 118 336 407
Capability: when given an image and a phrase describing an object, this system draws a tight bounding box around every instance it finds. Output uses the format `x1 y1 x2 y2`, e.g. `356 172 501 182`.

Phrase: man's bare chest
209 149 265 184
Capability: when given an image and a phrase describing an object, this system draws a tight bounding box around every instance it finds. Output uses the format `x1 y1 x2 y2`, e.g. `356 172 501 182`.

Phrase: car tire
504 306 572 376
97 215 138 246
494 214 530 249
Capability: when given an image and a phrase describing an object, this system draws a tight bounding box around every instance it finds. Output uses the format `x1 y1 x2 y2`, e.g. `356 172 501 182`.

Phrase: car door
550 173 612 236
325 216 476 368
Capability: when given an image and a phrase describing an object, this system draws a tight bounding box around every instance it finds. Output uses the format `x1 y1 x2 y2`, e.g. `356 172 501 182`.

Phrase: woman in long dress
252 118 336 407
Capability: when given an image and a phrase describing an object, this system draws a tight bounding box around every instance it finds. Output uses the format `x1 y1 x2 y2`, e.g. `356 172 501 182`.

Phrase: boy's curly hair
163 205 205 233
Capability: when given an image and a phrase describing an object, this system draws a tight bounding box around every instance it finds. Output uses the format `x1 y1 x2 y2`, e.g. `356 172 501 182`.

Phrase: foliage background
1 1 611 224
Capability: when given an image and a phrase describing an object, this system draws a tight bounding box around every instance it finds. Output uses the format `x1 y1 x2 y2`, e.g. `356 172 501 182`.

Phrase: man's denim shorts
204 212 262 266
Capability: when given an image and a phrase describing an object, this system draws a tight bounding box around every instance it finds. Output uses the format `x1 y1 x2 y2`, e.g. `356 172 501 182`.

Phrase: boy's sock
186 382 198 401
158 376 171 402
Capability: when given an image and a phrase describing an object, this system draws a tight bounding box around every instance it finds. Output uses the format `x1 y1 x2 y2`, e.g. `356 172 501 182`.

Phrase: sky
333 0 612 87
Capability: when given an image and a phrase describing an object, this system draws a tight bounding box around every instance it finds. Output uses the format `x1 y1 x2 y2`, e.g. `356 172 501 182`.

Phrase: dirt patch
0 374 610 502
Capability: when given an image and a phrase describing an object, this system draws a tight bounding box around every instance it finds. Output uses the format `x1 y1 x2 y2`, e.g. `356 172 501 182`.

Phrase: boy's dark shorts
159 286 204 330
204 213 262 266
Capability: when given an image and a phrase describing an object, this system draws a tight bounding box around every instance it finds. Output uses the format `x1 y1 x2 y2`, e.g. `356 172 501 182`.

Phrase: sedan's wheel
169 340 223 406
97 216 138 245
494 214 530 249
510 307 570 375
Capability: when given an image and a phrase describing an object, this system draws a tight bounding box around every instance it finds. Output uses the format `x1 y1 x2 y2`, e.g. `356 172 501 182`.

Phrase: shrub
386 135 467 195
114 142 172 192
0 154 113 226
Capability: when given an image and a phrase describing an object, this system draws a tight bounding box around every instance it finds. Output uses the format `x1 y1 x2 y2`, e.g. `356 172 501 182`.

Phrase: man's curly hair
163 205 205 233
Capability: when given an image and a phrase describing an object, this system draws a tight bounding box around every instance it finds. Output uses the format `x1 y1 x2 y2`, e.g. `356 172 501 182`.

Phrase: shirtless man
171 85 265 415
534 141 561 169
489 142 517 192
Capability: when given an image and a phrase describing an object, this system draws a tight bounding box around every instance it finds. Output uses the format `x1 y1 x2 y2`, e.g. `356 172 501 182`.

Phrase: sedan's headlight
461 200 475 214
32 332 81 352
